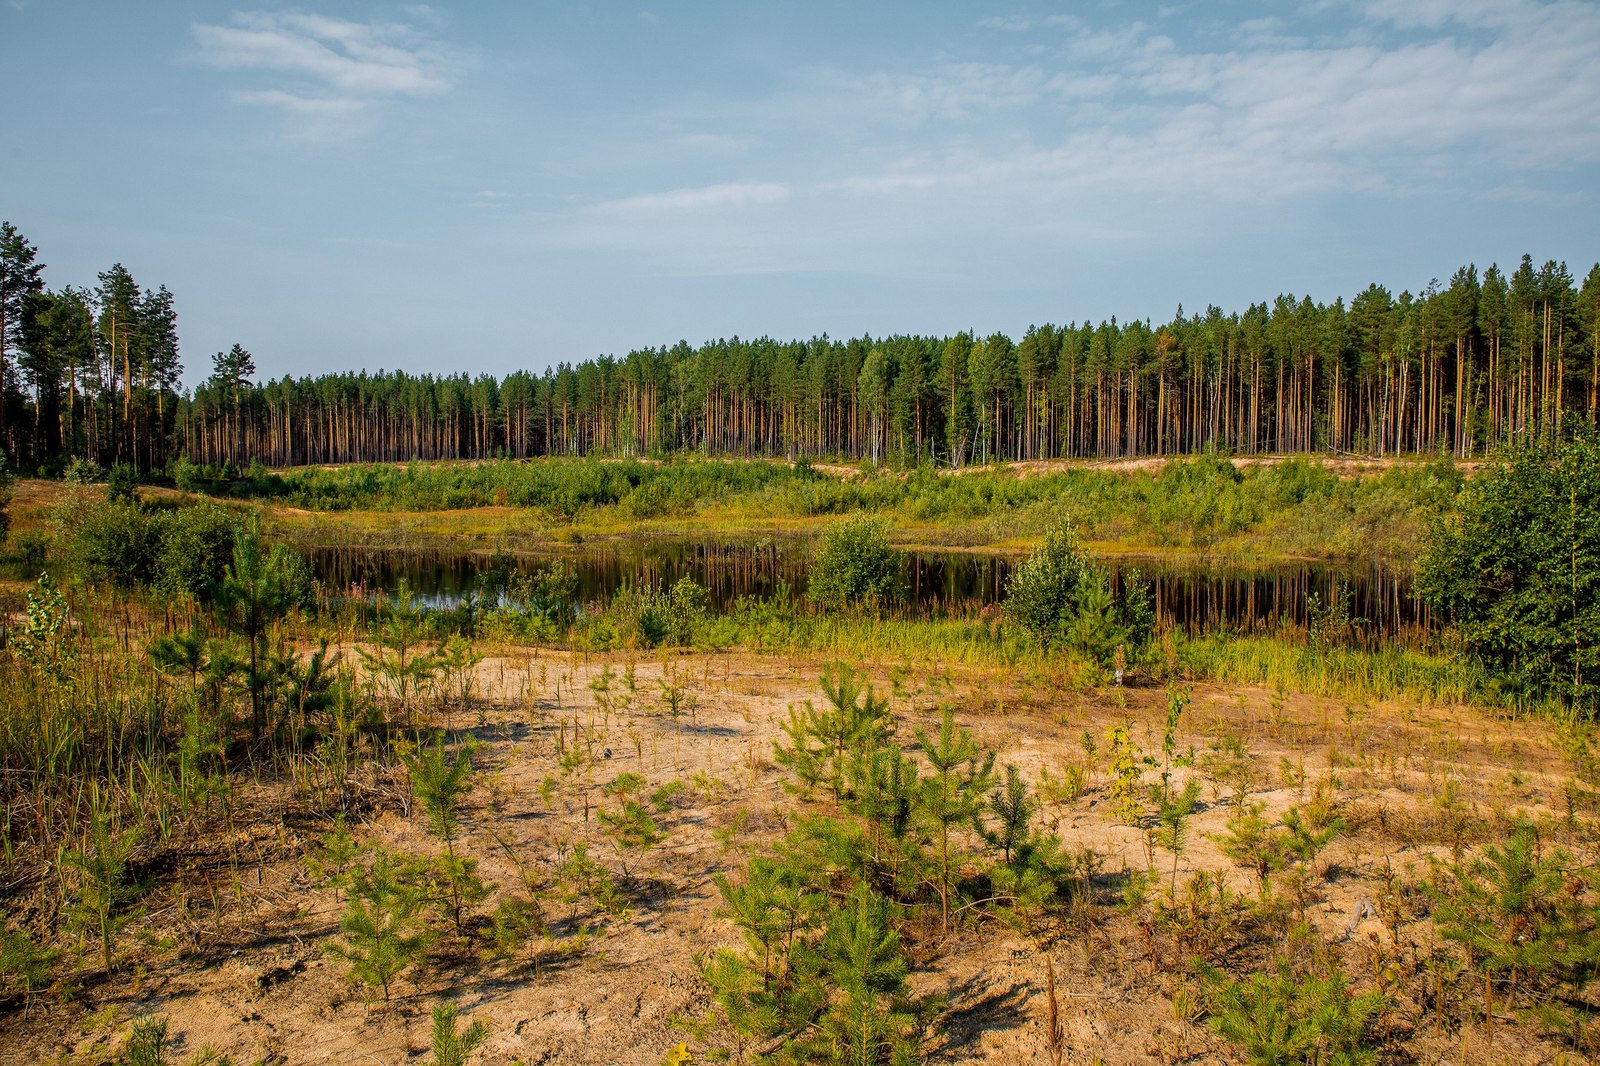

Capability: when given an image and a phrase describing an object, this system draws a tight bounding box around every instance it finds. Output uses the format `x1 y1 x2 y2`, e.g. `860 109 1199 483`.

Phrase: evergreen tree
0 222 46 451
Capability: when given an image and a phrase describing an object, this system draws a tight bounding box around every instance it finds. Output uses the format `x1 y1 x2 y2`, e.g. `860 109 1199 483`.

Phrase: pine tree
816 886 921 1066
0 222 46 451
328 849 434 1003
914 707 994 931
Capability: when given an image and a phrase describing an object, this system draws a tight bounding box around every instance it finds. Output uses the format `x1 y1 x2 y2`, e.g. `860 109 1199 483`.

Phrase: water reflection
305 537 1426 639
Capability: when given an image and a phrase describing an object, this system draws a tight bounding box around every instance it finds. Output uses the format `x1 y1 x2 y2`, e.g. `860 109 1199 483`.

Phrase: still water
305 537 1425 639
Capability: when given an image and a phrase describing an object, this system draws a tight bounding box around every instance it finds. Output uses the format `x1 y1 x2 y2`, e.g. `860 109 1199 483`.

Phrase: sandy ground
1 649 1583 1065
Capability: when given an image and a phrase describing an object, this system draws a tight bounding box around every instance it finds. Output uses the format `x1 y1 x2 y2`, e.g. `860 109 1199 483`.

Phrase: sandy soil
1 650 1581 1065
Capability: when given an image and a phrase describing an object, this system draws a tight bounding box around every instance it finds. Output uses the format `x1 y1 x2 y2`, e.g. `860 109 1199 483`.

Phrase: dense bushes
158 503 242 599
221 457 817 518
1004 521 1153 667
807 515 903 611
56 491 244 602
1419 430 1600 712
196 454 1457 560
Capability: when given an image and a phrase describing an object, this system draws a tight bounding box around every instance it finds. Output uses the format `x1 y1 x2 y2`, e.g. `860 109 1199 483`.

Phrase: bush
1004 522 1151 668
62 457 103 485
1004 522 1097 645
809 515 902 611
157 503 239 601
1200 960 1383 1065
615 575 710 647
108 462 139 502
267 542 318 610
1418 430 1600 712
168 454 200 493
70 499 163 586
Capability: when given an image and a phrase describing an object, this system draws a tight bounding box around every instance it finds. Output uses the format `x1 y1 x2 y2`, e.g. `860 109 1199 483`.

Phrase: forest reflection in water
306 537 1425 642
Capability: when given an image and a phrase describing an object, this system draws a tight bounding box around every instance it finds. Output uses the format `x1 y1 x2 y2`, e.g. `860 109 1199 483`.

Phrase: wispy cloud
192 10 461 129
531 0 1600 279
587 181 792 217
823 0 1600 210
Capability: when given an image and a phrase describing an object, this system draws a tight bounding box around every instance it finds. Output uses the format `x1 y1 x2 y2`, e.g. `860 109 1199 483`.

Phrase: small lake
305 537 1427 639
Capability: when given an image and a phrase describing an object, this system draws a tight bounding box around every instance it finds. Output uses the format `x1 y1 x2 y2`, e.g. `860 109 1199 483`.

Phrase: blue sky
4 1 1598 387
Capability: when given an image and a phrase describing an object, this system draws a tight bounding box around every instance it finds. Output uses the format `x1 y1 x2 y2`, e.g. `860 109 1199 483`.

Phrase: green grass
1175 632 1487 705
201 452 1461 564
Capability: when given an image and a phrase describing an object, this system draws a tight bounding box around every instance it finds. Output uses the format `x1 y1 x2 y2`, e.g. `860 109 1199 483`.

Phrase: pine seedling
327 849 433 1003
406 733 488 933
1153 779 1202 895
213 517 293 737
982 766 1064 920
124 1015 170 1066
1213 803 1288 899
600 799 664 854
358 582 440 720
815 886 924 1066
0 925 56 1015
1282 805 1342 876
704 857 827 1037
428 853 492 938
983 764 1038 871
1199 960 1382 1066
776 666 896 801
429 1002 490 1066
407 733 477 849
915 707 995 932
488 896 546 961
64 798 144 973
845 743 922 892
1431 822 1573 1024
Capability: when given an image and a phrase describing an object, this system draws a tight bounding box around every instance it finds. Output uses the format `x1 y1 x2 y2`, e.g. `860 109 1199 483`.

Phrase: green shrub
70 499 163 586
1003 521 1145 666
168 454 200 493
108 461 139 502
327 849 434 1002
63 456 104 485
1418 430 1599 712
1004 521 1093 643
809 515 902 611
1199 960 1383 1065
157 503 239 601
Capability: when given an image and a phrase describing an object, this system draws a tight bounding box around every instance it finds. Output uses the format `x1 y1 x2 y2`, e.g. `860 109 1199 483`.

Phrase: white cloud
814 0 1600 213
192 10 461 127
522 0 1600 278
587 181 792 217
233 89 365 116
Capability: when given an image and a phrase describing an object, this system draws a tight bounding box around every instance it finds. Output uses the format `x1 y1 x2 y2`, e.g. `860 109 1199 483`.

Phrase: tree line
4 219 1598 471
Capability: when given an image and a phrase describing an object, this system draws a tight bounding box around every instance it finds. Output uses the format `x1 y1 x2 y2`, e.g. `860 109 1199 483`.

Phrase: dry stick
1044 953 1066 1066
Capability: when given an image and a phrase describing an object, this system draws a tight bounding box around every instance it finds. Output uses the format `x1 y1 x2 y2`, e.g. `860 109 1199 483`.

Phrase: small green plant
64 798 144 972
0 926 57 1014
916 707 995 932
814 885 926 1066
12 571 76 687
1213 803 1289 899
488 896 547 960
774 664 894 800
1199 961 1383 1066
1430 822 1584 1027
1152 779 1202 895
429 1002 491 1066
123 1015 169 1066
406 733 488 934
600 799 664 853
1106 724 1144 826
327 849 434 1003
